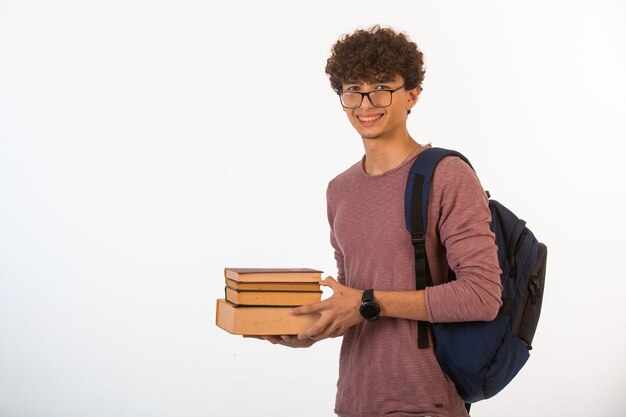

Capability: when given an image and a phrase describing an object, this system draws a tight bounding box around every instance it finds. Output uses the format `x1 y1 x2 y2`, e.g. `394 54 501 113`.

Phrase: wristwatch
359 289 380 322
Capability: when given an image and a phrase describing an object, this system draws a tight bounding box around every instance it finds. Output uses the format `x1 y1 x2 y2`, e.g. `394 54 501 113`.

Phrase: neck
362 132 421 176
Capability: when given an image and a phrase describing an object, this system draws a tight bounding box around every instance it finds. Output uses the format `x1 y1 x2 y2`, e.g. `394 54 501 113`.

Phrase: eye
375 85 391 90
346 85 360 91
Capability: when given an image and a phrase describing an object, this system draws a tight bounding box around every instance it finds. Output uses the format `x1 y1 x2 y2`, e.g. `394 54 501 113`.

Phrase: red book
224 268 322 283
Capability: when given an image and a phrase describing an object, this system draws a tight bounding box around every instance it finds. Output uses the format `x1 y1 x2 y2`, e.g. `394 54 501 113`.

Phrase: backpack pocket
483 326 530 399
512 243 547 348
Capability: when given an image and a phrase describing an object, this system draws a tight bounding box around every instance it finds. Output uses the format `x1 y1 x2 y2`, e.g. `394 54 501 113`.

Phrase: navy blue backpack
404 147 547 404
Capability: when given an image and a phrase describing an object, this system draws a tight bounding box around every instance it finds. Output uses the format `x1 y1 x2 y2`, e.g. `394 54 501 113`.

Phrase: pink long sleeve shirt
326 146 502 417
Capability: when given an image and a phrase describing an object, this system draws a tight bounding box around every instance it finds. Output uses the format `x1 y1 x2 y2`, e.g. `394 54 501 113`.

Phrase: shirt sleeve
425 157 503 323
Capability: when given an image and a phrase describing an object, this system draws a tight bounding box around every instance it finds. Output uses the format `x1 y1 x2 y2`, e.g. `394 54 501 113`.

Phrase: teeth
358 114 383 122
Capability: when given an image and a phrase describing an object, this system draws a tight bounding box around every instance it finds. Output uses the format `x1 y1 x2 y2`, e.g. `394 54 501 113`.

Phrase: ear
406 86 421 111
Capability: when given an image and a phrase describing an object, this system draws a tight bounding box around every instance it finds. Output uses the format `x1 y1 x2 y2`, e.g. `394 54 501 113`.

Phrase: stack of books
216 268 323 335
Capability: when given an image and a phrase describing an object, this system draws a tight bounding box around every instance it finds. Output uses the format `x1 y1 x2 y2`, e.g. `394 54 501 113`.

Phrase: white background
1 1 625 416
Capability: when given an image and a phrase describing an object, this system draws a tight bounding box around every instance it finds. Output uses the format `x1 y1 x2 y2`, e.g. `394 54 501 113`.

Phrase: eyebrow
345 80 394 85
343 81 395 89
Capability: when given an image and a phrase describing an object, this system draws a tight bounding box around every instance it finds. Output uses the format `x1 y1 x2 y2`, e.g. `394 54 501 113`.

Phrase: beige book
215 299 320 335
225 278 321 292
225 287 322 306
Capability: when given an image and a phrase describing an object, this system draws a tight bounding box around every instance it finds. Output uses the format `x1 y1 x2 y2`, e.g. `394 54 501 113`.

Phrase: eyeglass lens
341 91 393 108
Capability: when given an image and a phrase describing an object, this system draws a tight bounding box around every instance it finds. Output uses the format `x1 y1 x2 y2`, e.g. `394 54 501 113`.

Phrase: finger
280 335 298 343
318 324 341 340
290 299 328 315
320 276 339 289
329 328 344 338
262 336 283 344
299 319 331 340
309 328 334 341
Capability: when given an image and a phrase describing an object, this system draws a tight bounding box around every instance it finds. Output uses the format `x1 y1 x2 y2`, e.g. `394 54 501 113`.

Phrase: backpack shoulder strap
404 147 473 235
404 147 473 349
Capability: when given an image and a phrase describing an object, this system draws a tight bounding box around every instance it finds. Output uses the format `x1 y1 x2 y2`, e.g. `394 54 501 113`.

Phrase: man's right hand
245 335 316 348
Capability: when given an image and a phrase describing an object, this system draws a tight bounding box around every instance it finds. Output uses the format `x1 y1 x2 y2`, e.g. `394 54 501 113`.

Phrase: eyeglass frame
337 84 406 109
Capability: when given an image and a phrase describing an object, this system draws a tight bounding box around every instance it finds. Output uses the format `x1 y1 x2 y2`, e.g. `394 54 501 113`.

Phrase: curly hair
325 25 426 93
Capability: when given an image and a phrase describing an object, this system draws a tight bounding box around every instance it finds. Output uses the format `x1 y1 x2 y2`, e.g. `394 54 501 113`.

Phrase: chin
359 129 385 140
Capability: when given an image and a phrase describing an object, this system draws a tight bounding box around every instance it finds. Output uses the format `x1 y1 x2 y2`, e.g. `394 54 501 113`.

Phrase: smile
356 114 384 122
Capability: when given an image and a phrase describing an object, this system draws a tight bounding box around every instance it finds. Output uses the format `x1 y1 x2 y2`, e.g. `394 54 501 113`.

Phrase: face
340 75 419 141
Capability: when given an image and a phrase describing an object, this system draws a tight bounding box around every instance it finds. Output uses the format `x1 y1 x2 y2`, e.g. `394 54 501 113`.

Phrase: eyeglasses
337 85 406 109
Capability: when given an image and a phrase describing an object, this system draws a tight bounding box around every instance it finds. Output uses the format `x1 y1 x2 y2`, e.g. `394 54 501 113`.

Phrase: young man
263 26 502 417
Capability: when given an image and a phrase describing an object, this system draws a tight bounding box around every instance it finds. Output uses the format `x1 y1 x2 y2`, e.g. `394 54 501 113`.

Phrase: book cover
215 299 320 335
225 278 321 292
224 268 323 283
225 287 322 306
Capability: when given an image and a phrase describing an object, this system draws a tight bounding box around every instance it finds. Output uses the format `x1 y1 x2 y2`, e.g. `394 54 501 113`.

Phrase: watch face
360 302 380 320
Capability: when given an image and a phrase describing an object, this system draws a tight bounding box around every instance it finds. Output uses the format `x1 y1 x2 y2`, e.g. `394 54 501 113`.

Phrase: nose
359 93 375 109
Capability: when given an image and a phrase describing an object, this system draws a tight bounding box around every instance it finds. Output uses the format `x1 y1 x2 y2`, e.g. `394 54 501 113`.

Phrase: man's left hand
290 276 364 341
